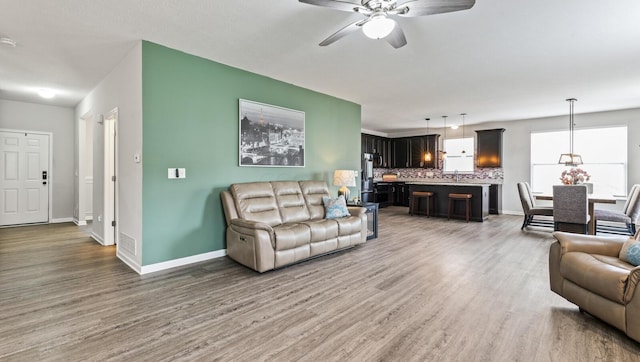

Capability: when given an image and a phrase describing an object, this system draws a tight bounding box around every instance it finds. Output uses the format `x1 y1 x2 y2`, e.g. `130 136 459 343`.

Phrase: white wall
0 99 75 220
75 42 143 268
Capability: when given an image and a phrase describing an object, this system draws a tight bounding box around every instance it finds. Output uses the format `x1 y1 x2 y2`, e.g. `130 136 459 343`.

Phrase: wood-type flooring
1 207 639 361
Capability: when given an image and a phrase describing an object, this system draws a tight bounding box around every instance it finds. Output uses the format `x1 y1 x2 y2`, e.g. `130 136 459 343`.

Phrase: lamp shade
333 169 356 201
333 170 356 187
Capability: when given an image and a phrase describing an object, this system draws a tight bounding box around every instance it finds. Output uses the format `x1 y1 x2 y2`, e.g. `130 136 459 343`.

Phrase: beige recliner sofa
221 180 367 272
549 231 640 342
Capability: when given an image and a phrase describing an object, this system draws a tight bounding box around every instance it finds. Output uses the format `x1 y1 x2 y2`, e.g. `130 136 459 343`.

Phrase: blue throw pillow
322 195 351 219
620 238 640 266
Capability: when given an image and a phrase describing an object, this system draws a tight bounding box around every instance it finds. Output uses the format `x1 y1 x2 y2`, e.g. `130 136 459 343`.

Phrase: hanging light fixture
460 113 467 154
424 118 432 163
558 98 583 166
441 115 448 159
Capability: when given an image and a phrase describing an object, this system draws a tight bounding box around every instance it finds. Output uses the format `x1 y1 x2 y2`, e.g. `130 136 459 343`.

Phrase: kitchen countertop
406 181 491 187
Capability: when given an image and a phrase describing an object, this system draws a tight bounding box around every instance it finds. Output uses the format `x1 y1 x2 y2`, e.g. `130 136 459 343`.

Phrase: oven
374 182 394 208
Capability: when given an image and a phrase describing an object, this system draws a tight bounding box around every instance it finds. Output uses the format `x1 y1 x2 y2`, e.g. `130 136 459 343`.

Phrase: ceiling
1 0 639 135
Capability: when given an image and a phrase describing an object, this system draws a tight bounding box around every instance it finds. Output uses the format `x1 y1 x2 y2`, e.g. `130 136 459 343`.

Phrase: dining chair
594 184 640 235
553 184 589 234
517 182 553 229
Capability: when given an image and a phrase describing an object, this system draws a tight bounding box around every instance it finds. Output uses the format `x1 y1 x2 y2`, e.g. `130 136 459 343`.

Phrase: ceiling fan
299 0 476 49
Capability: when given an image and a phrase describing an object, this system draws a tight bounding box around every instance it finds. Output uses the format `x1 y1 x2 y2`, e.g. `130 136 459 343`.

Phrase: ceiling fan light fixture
362 14 395 39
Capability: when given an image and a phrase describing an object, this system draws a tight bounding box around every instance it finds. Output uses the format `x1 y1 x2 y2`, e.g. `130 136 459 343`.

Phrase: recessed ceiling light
451 125 459 130
0 37 17 48
37 88 56 99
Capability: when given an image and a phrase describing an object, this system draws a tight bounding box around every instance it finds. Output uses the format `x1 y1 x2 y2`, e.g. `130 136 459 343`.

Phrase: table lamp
333 170 356 201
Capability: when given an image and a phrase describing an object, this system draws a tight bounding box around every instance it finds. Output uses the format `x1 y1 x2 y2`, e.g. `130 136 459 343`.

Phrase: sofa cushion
273 223 311 251
334 215 362 236
300 219 339 242
300 181 331 219
620 238 640 266
271 181 311 224
560 252 632 304
230 182 282 227
322 195 351 219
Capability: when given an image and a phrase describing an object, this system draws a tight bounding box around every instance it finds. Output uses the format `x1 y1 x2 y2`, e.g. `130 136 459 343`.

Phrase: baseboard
502 210 524 216
51 217 74 223
139 249 227 275
117 249 142 274
73 218 87 226
91 232 105 245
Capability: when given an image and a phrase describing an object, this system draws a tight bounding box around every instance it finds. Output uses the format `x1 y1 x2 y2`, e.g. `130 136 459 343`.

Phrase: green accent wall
141 41 361 265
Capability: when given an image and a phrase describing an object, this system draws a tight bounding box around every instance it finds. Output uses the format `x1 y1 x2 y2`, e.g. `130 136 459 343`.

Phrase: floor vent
119 232 137 256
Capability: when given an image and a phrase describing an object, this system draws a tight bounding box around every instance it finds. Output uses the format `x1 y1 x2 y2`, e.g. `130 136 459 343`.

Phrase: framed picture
239 99 305 167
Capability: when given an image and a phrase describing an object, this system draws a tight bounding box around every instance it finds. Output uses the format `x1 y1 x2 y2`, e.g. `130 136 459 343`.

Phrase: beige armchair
549 231 640 342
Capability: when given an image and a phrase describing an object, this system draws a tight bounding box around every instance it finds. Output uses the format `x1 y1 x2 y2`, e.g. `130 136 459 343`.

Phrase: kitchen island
407 182 490 222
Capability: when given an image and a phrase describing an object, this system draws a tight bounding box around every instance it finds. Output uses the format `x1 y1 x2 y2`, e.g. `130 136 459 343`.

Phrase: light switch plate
168 168 187 179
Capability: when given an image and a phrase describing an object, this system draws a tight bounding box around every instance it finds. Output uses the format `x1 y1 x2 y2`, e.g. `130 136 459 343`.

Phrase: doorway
0 130 51 226
102 109 118 246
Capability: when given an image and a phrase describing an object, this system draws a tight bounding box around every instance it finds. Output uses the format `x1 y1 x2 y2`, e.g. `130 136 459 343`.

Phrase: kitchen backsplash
373 168 504 184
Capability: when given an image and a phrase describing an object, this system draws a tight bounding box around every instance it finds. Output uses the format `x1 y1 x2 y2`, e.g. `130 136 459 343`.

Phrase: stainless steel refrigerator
361 153 374 203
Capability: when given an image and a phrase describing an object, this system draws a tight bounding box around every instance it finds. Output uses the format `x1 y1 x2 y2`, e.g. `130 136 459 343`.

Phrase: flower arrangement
560 168 591 185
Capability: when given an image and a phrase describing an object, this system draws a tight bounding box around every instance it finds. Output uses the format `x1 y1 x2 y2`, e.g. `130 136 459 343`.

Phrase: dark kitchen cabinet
489 184 502 215
364 133 440 169
378 137 392 168
476 128 505 168
392 183 410 206
393 138 409 168
362 133 393 168
410 136 426 168
423 134 440 169
392 135 440 169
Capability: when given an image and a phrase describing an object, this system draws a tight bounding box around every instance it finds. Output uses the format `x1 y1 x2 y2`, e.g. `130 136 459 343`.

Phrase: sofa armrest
229 218 274 238
625 266 640 303
348 206 366 217
552 231 627 257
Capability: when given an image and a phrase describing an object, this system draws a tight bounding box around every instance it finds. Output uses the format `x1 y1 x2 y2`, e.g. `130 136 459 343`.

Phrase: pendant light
424 118 432 163
558 98 583 166
441 115 448 159
460 113 467 154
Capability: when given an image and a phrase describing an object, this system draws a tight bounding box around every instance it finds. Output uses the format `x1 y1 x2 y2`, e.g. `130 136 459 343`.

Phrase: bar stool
448 193 472 222
410 191 434 217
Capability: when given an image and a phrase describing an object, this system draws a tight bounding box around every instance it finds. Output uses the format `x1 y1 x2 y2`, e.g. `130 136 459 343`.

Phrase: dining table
534 194 618 235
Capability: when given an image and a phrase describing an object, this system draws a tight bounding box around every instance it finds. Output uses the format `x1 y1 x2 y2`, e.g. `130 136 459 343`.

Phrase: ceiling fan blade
299 0 365 12
319 19 368 46
385 23 407 49
395 0 475 17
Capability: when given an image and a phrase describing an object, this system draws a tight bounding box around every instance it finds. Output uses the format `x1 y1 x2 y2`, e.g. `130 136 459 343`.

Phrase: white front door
0 131 50 226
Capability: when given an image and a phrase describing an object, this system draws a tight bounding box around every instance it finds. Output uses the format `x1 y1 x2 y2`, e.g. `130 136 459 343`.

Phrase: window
443 138 474 173
530 126 627 196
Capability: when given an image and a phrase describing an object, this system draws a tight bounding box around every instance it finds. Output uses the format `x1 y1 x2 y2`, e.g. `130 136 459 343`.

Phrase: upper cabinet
423 134 440 169
476 128 505 168
392 138 409 168
362 133 392 168
361 133 440 169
